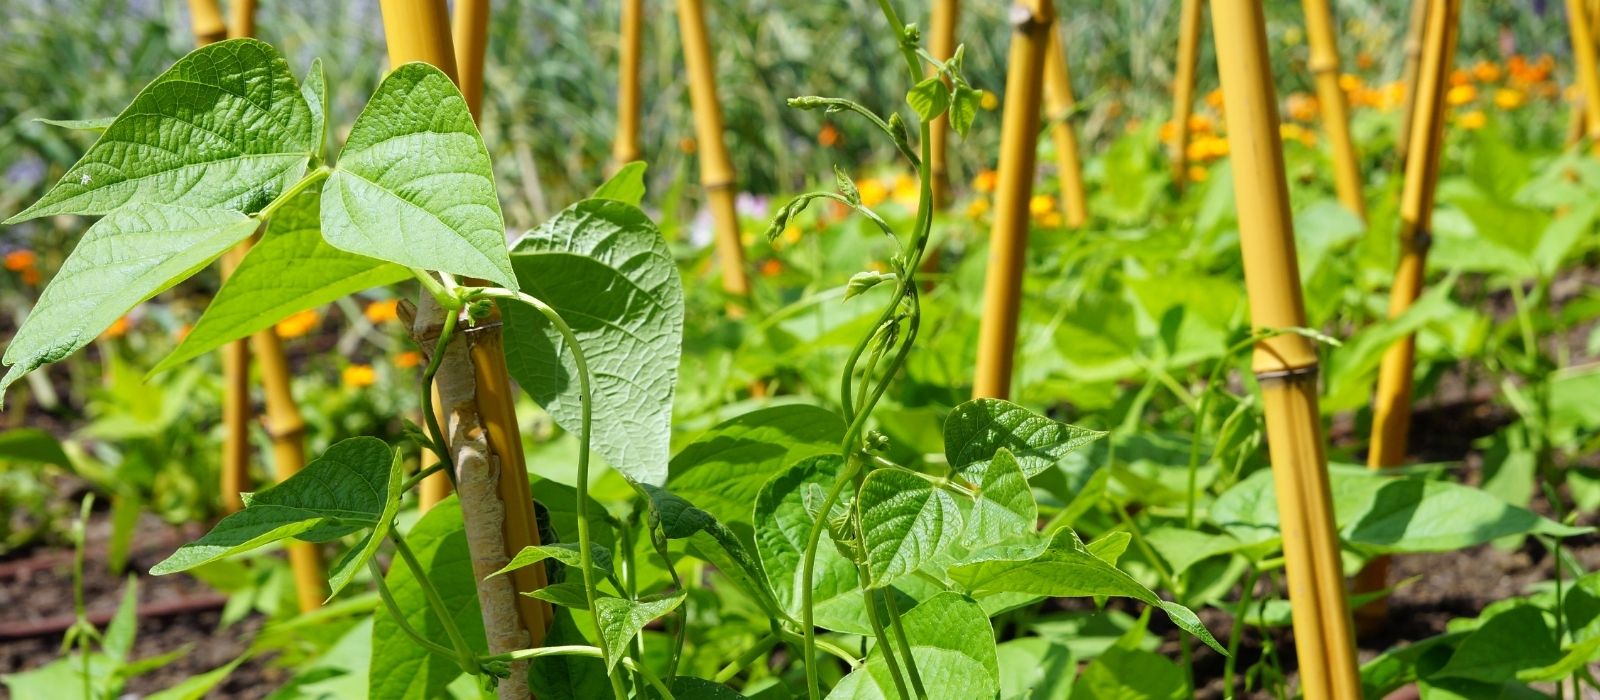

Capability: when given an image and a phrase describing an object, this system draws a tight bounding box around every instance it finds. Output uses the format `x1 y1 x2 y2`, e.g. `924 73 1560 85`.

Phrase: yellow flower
101 315 130 339
1187 114 1213 133
781 225 803 245
1338 74 1363 93
1186 136 1229 161
891 174 919 206
1282 26 1303 45
980 91 999 111
1457 110 1487 130
857 178 888 207
395 351 422 369
1493 88 1525 110
972 169 999 193
1379 81 1407 111
1159 120 1179 143
1205 89 1225 110
1029 194 1055 216
1036 211 1063 228
1279 123 1316 147
818 123 841 148
364 299 400 324
1445 84 1477 107
1187 166 1208 183
1472 60 1502 83
275 309 320 338
966 197 991 218
342 364 376 388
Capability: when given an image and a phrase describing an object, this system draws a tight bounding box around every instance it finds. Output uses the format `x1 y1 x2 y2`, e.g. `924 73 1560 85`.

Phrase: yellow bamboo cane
187 0 226 46
677 0 750 304
1171 0 1204 191
1357 0 1460 631
228 0 256 40
612 0 645 169
1569 0 1600 145
1395 0 1428 163
1043 24 1088 228
380 3 548 688
1210 2 1359 697
971 0 1053 400
1302 0 1366 221
927 0 959 208
251 331 329 611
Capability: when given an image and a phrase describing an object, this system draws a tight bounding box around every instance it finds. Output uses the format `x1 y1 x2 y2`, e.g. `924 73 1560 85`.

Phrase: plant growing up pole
972 0 1053 400
1170 0 1204 191
678 0 751 304
1043 22 1087 228
927 0 960 208
1209 1 1359 697
1357 0 1460 630
377 1 549 694
613 0 644 170
1302 0 1367 221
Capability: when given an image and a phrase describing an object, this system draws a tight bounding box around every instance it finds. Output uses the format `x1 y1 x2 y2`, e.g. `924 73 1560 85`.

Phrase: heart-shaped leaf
593 161 647 206
944 398 1105 481
961 447 1038 547
667 404 844 528
754 455 869 633
858 468 961 588
594 591 686 670
828 593 999 700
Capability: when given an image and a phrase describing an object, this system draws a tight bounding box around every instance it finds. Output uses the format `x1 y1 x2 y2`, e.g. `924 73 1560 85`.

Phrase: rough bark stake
677 0 751 302
972 0 1054 400
1209 2 1359 697
1043 22 1087 228
1302 0 1366 221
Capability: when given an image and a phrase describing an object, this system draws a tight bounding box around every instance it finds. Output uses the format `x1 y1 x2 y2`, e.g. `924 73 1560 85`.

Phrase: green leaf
143 654 249 700
325 448 404 598
753 455 868 633
6 39 314 222
949 85 981 137
491 543 612 580
528 581 595 610
670 677 748 698
962 447 1038 547
102 576 139 662
34 117 115 132
637 484 788 621
150 186 407 374
594 591 686 670
302 59 326 159
0 428 72 467
834 165 861 205
857 468 960 587
1143 527 1245 576
593 161 647 205
944 399 1105 481
504 198 683 485
948 539 1225 654
844 271 894 301
370 497 488 700
530 607 610 700
667 404 844 528
321 62 515 288
150 437 399 576
997 637 1074 700
1068 646 1186 700
1517 635 1600 682
1 204 260 402
828 592 998 700
1435 605 1560 684
1085 531 1132 566
906 77 951 122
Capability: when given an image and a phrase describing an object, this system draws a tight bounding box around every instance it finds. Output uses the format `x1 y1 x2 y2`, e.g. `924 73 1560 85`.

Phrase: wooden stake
186 0 226 46
1569 0 1600 144
1302 0 1366 221
251 330 329 612
1395 0 1428 164
380 3 546 695
452 0 490 123
677 0 750 302
1171 0 1204 191
1043 24 1088 228
227 0 256 40
927 0 960 208
971 0 1053 400
613 0 645 169
1210 2 1359 697
1357 0 1459 631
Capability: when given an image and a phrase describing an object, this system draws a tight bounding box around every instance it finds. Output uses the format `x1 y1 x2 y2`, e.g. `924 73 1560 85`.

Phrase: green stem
367 558 464 663
411 268 460 312
391 532 478 670
255 166 331 221
469 287 627 700
881 588 927 699
484 646 674 700
420 309 459 485
860 584 913 700
713 634 779 684
800 459 861 700
1223 566 1258 699
401 461 446 493
1112 501 1181 595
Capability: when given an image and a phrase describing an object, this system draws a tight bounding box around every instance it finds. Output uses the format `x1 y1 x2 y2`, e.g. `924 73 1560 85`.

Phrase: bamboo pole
380 3 546 696
186 0 226 45
417 391 450 511
612 0 644 169
1302 0 1367 221
1395 0 1428 163
1569 0 1600 144
1043 25 1087 228
228 0 256 40
971 0 1053 400
1210 3 1359 697
1171 0 1204 191
1357 0 1460 630
677 0 750 303
452 0 490 123
251 331 329 612
928 0 960 208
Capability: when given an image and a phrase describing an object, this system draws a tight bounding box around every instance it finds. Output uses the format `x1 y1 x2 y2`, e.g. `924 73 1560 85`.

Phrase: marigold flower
1449 69 1471 87
1446 84 1477 107
1457 110 1487 130
1186 136 1229 162
966 197 990 218
275 309 319 338
364 299 400 324
1187 114 1213 133
972 169 999 193
3 251 36 271
1338 74 1363 93
342 364 376 388
759 259 783 278
781 225 803 245
980 92 999 111
1029 194 1055 216
395 351 422 369
1279 123 1317 147
1356 51 1375 70
1285 93 1319 122
1493 88 1525 110
818 123 840 148
678 137 696 154
1472 60 1502 83
891 174 919 206
1036 211 1063 228
1205 89 1225 111
102 316 130 339
1187 166 1208 183
857 179 888 207
1159 120 1179 143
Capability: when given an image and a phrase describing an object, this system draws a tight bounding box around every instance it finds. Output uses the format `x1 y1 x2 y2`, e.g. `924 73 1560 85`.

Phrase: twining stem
255 166 331 221
419 309 460 484
483 646 674 699
368 558 462 662
468 287 627 700
401 461 447 492
714 634 779 683
880 589 926 699
392 532 478 670
1222 565 1259 697
859 583 912 700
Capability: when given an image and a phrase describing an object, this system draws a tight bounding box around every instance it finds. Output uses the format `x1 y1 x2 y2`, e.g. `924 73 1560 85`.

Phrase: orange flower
1449 69 1471 87
1494 88 1525 110
973 169 999 193
1457 110 1487 130
275 309 320 338
759 259 783 278
1472 60 1502 83
1338 74 1363 93
364 299 400 324
1280 123 1317 147
1159 120 1179 143
341 364 376 388
678 137 697 154
818 123 841 148
1356 51 1375 71
395 351 423 369
3 251 36 271
1205 89 1225 111
101 316 130 339
1187 165 1208 183
1445 84 1477 107
1187 114 1214 133
1285 92 1319 122
1186 135 1229 162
